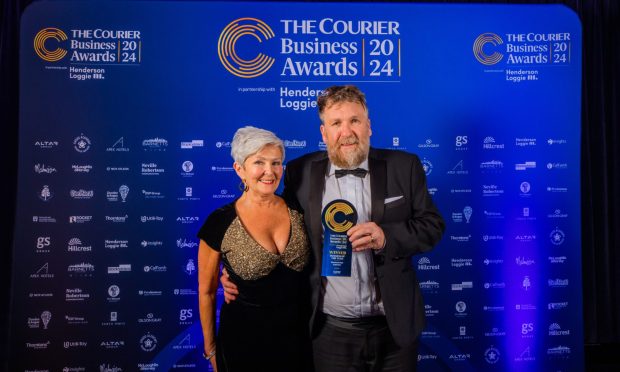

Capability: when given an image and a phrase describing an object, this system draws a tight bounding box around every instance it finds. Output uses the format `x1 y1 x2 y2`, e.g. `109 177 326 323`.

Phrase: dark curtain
1 0 618 368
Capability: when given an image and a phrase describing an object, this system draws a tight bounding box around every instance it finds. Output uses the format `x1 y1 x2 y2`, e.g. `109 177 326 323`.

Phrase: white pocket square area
384 196 404 204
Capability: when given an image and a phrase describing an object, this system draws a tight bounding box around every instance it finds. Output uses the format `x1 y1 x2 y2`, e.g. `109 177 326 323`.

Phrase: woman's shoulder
197 201 238 249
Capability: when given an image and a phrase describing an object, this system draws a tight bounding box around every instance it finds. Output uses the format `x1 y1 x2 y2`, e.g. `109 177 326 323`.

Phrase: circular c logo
218 18 275 78
323 200 357 233
473 33 504 65
34 28 68 62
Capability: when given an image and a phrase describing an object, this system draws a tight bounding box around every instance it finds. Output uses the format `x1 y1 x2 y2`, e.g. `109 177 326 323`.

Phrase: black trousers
312 314 418 372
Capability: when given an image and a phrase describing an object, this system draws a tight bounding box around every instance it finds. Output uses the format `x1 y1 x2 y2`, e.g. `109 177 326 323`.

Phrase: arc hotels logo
34 27 68 62
473 33 504 65
218 18 275 78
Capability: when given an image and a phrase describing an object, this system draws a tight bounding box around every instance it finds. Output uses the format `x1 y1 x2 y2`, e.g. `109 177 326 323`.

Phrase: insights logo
218 18 275 78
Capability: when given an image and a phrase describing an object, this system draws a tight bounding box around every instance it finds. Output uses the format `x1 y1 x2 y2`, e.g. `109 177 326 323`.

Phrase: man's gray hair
231 126 285 165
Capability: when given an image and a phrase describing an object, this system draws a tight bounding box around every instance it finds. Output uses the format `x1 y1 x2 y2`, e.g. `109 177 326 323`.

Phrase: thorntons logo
142 137 168 151
26 341 51 350
34 164 57 174
450 235 471 243
106 215 129 223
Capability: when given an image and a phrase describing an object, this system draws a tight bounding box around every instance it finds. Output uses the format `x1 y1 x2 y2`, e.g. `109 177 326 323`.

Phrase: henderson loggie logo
473 33 504 65
34 27 68 62
218 17 275 78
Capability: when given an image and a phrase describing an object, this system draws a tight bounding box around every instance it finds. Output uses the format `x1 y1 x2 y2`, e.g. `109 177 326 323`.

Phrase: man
223 85 444 371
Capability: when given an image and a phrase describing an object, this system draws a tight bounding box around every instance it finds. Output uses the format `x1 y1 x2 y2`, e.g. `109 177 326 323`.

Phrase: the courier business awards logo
473 33 504 65
34 27 68 62
218 17 275 78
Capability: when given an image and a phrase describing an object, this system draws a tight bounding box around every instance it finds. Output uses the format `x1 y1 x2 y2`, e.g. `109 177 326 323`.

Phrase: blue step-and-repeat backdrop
11 1 582 371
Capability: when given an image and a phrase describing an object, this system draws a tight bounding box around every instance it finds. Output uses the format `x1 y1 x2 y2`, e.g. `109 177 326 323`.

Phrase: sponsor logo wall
12 2 582 371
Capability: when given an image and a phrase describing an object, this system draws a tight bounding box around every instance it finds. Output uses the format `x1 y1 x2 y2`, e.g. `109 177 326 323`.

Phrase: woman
197 126 310 372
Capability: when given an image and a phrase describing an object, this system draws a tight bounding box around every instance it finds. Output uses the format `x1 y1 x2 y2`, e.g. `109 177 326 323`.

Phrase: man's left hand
348 222 385 252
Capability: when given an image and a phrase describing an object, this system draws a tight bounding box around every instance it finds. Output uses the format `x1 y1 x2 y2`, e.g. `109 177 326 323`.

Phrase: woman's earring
239 179 248 192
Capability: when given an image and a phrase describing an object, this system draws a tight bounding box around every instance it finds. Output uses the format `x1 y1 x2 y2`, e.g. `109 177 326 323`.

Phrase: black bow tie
335 168 368 178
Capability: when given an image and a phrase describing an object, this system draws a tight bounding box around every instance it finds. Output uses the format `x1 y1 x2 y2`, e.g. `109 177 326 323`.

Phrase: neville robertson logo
218 18 275 78
34 28 68 62
473 33 504 65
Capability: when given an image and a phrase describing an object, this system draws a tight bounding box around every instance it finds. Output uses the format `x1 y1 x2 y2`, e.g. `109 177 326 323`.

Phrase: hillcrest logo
218 18 275 78
34 28 68 62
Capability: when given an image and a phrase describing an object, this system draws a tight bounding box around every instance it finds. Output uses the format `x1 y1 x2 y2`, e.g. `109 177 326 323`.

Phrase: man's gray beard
327 142 369 169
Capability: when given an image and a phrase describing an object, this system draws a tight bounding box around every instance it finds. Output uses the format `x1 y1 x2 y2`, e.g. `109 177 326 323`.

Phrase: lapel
369 149 386 223
308 156 329 260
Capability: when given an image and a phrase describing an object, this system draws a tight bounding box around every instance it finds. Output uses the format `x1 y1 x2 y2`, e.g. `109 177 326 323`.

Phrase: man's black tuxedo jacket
282 148 445 348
